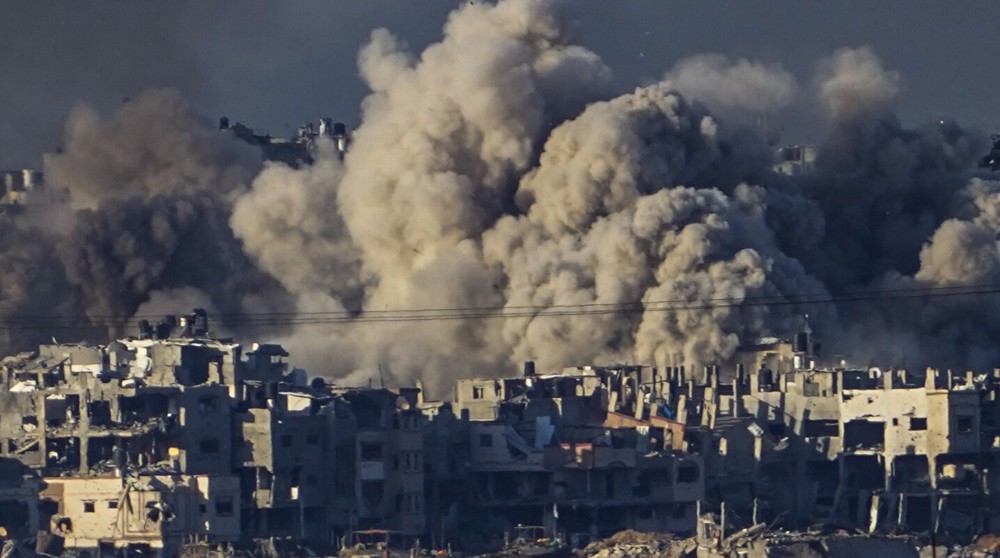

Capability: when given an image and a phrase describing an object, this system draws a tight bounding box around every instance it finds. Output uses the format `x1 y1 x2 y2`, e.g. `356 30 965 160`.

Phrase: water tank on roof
794 331 810 353
523 360 536 376
319 117 333 137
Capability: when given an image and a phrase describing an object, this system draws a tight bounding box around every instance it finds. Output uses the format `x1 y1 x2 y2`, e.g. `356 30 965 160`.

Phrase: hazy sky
1 0 998 169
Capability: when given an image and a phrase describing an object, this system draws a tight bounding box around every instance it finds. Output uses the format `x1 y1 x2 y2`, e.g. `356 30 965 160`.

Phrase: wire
0 282 997 331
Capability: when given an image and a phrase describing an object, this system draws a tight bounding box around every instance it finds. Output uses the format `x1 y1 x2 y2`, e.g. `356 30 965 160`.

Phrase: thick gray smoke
54 90 295 334
482 85 831 374
0 220 87 350
791 48 989 289
232 0 833 392
662 54 797 121
233 0 618 390
2 1 998 394
46 89 259 210
226 6 995 392
0 89 294 341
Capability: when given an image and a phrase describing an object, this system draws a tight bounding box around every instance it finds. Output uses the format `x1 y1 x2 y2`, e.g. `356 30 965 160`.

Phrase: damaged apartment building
219 116 350 166
0 310 240 556
679 331 1000 545
441 328 1000 547
0 310 429 557
451 362 703 547
1 310 1000 555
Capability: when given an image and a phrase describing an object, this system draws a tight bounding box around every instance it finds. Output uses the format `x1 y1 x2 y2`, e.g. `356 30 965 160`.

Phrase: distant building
452 363 703 546
773 145 816 176
1 312 999 554
981 134 1000 171
0 168 66 213
219 116 351 167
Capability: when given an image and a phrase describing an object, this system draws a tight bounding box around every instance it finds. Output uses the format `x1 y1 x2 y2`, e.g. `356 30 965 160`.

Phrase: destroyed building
220 116 350 166
773 145 816 176
1 311 999 555
0 310 431 556
451 362 703 547
667 331 1000 545
0 168 66 212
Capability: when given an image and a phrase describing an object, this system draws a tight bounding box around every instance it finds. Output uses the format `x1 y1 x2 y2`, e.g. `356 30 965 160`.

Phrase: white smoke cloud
815 46 900 121
662 54 797 116
7 0 1000 396
483 84 830 375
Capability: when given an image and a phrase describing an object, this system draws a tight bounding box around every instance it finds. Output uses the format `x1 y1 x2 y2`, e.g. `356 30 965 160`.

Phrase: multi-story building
452 363 704 547
738 363 1000 537
220 116 350 166
3 311 1000 554
671 329 1000 543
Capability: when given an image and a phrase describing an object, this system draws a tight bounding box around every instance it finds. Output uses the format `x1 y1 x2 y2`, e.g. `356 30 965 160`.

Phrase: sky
1 0 998 170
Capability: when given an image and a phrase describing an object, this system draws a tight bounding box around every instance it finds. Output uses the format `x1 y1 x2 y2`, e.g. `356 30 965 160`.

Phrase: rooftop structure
773 145 816 176
220 116 351 166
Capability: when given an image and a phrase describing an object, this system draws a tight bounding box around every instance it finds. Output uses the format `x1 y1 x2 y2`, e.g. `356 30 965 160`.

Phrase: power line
0 282 997 331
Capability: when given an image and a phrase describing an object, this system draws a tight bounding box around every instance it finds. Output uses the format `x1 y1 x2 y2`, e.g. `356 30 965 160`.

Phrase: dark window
892 418 899 426
280 434 293 448
215 497 234 516
107 500 118 509
472 387 484 400
360 442 383 460
404 415 420 430
678 464 699 484
803 420 839 438
258 468 272 489
83 501 95 513
803 381 820 397
479 434 493 447
672 505 686 519
844 420 885 449
198 396 218 412
199 504 207 514
957 416 974 433
909 417 927 431
200 438 220 454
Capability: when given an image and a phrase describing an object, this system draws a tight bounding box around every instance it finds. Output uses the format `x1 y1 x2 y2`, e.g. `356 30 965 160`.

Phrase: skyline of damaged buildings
0 114 349 215
0 311 998 557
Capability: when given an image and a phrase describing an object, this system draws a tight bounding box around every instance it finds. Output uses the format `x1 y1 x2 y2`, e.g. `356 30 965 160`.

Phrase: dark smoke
0 219 87 349
6 89 295 340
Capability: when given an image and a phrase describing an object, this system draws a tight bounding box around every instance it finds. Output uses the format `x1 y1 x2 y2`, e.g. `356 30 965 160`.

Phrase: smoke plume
13 89 294 338
2 2 998 395
662 54 797 118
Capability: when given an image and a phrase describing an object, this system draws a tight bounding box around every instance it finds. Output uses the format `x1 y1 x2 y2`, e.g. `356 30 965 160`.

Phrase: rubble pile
974 534 1000 552
580 530 679 558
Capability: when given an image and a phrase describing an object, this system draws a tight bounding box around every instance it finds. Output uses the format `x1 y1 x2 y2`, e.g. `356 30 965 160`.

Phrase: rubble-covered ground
570 530 1000 558
578 530 687 558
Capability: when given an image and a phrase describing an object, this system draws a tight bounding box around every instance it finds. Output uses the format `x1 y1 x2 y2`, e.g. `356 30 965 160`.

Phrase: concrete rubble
579 530 680 558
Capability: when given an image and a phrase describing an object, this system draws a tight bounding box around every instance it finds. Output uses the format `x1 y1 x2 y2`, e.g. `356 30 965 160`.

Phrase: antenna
378 364 386 389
